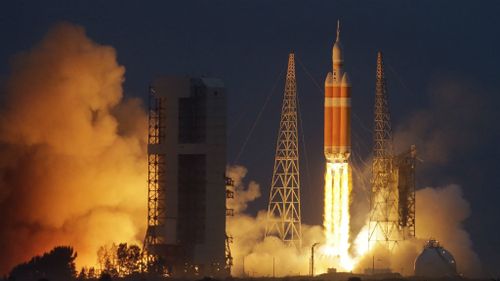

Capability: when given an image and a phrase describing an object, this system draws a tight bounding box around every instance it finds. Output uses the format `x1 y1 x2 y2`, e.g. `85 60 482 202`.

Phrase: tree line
4 243 154 281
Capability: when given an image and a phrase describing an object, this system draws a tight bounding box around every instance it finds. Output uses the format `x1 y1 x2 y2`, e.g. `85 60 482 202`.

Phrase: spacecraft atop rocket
324 21 351 163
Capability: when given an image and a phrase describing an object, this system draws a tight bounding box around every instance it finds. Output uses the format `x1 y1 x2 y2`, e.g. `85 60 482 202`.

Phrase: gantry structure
395 145 417 239
143 86 167 260
368 51 401 250
265 53 302 248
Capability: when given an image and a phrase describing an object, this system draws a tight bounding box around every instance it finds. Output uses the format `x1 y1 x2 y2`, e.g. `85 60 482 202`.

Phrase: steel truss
144 86 167 256
265 53 302 248
368 51 401 250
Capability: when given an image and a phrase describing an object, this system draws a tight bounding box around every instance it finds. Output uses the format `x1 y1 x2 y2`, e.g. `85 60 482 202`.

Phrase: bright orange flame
322 162 353 271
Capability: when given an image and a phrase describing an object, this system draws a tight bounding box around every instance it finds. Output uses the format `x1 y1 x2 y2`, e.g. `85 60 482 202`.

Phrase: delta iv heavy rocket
322 22 353 270
325 21 351 163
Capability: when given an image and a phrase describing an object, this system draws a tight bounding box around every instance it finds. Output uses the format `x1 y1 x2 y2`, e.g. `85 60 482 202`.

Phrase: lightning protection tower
265 53 302 248
368 51 401 250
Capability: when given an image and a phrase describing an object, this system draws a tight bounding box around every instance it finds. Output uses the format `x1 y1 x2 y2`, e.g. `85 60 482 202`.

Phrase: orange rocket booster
324 21 351 162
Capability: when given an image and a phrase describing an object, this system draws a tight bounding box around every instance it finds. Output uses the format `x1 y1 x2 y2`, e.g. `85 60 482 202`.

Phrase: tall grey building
144 76 227 276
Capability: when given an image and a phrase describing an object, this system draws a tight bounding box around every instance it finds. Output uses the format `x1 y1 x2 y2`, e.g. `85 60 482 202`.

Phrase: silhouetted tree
97 244 117 272
98 273 112 281
111 243 143 276
103 258 118 277
77 267 87 280
116 243 128 274
125 244 142 274
87 267 97 279
9 246 77 281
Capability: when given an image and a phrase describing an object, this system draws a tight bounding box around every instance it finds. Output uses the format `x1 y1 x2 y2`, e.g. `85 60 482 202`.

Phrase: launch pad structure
143 77 231 277
262 27 417 267
368 51 416 250
140 26 417 277
144 86 167 257
395 145 417 239
265 53 303 248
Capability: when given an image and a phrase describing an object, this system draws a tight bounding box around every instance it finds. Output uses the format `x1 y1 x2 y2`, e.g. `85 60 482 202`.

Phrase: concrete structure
144 76 227 276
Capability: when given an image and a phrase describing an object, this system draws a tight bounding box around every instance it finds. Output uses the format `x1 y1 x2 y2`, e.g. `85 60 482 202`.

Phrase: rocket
325 21 351 163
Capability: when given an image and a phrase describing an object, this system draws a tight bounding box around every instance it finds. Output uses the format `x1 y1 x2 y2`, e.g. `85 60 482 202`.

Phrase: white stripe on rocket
325 97 351 107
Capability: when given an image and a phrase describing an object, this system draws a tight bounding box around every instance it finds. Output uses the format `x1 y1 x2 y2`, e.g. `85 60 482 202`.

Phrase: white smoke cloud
226 165 328 277
352 184 480 276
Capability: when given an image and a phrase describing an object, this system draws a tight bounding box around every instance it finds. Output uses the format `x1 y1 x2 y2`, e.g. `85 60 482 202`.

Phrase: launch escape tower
368 52 401 250
265 53 303 248
143 77 229 276
368 52 417 250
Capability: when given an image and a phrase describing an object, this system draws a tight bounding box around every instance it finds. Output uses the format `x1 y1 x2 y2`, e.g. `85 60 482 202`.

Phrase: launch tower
143 77 228 276
265 53 303 248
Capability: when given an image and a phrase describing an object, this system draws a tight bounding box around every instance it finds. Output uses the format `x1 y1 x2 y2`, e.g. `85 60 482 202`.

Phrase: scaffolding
265 53 302 248
143 86 167 261
225 176 234 275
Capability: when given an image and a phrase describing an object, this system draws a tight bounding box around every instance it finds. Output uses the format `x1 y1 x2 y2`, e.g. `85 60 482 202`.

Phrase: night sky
1 0 499 275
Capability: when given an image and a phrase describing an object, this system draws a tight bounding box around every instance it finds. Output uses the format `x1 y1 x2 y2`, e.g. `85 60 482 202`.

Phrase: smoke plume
0 23 147 274
228 162 481 276
350 76 486 277
227 165 338 277
393 75 494 166
352 184 480 276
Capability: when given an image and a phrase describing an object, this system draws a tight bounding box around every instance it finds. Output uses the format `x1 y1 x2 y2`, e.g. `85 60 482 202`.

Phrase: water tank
414 239 457 277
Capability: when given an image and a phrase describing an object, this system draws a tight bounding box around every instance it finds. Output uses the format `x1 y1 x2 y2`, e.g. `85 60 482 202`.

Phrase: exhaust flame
322 162 353 271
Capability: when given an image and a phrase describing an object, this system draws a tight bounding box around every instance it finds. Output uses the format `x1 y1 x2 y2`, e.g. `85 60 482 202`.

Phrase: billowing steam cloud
228 163 481 277
226 165 327 277
393 75 494 166
415 185 481 275
353 184 480 276
0 23 147 274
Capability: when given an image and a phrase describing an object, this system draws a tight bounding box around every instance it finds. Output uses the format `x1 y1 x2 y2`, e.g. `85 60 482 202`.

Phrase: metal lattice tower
368 51 401 250
265 53 302 248
144 86 167 255
225 176 234 274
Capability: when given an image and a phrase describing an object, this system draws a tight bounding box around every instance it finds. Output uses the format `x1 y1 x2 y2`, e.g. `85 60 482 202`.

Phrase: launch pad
141 20 418 278
260 20 417 276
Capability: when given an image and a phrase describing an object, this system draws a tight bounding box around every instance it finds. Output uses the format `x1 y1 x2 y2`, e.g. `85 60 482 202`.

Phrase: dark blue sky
1 0 500 275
